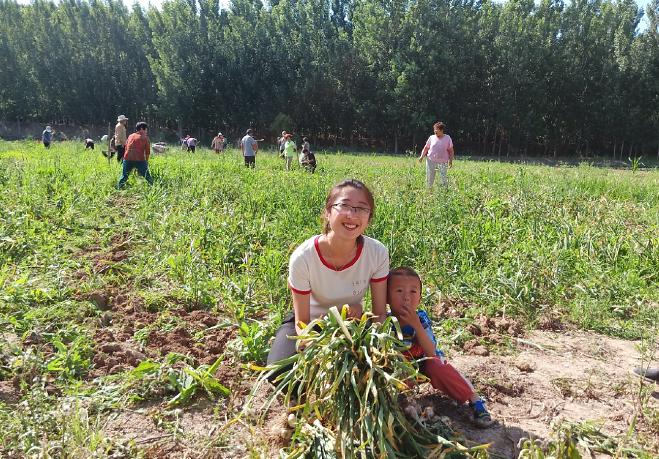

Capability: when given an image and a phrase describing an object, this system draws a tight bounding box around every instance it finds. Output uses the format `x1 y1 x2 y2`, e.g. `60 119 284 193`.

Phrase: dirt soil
96 329 658 458
412 330 659 458
78 242 658 456
88 288 236 377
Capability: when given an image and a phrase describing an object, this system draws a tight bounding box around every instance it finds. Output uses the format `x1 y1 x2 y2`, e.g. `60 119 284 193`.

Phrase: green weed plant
0 141 657 455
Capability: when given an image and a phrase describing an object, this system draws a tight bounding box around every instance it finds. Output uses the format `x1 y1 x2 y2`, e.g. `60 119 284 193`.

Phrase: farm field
0 140 657 457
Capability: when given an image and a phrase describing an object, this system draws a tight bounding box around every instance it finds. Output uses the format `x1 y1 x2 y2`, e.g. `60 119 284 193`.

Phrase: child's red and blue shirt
397 310 446 361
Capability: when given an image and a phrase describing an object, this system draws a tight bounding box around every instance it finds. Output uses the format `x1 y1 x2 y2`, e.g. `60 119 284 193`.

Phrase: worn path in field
96 328 658 457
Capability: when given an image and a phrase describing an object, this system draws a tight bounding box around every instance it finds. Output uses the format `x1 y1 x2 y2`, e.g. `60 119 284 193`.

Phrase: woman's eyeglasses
331 203 371 216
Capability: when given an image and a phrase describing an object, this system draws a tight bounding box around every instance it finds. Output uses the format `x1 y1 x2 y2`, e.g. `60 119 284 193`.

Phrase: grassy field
0 140 657 456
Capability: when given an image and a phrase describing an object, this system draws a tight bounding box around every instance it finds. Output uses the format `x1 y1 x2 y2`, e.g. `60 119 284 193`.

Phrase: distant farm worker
301 136 311 154
387 266 494 428
84 138 95 150
299 151 317 173
418 121 454 188
186 136 198 153
115 115 129 163
240 128 258 168
117 121 153 188
282 133 296 171
266 179 389 380
277 130 287 157
211 132 225 153
42 125 53 148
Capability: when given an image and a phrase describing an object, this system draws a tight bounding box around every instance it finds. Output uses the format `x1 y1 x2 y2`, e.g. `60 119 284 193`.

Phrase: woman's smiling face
325 186 372 239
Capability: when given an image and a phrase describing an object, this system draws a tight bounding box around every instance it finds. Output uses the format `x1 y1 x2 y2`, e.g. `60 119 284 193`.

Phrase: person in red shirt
117 121 154 188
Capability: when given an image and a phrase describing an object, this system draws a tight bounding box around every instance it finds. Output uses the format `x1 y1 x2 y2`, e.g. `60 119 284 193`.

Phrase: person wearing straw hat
42 125 53 148
114 115 129 163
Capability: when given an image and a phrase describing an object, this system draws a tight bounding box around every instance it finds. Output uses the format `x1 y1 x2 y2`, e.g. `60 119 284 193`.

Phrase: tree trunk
613 139 617 160
620 139 625 161
498 129 504 158
491 126 498 156
394 128 399 155
482 122 490 156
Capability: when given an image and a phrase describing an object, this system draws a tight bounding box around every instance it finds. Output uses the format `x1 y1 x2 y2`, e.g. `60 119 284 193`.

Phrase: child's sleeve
418 310 446 359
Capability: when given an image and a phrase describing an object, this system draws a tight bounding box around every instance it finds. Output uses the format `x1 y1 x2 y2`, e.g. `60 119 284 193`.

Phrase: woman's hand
296 338 312 352
346 303 363 319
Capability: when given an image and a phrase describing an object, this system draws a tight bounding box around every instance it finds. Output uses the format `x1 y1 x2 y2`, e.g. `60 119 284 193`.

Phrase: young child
387 266 493 428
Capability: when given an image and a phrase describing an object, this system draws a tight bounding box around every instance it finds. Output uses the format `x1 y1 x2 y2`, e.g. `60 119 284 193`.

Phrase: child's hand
396 305 422 329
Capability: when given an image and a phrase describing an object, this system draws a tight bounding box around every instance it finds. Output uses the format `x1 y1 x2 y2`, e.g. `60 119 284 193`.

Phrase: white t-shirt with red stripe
288 235 389 320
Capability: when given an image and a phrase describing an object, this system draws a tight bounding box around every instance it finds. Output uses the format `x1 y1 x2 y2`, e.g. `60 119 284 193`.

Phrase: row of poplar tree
1 0 657 157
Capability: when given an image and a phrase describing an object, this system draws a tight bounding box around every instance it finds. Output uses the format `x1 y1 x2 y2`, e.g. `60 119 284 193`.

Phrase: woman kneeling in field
266 179 389 376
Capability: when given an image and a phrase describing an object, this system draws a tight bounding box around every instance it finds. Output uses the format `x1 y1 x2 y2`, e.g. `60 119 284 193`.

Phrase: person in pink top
418 121 454 188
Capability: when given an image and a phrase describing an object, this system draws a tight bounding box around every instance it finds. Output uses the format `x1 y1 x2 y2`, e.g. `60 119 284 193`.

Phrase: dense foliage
0 0 657 157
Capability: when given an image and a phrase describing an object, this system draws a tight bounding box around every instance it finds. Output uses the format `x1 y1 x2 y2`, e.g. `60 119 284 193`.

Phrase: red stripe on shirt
370 275 388 283
314 235 364 272
288 282 311 295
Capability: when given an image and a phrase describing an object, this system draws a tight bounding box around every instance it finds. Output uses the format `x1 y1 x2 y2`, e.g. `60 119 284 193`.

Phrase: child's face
387 275 421 316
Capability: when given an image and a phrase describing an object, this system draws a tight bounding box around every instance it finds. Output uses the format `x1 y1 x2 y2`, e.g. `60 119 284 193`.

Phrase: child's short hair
388 266 422 289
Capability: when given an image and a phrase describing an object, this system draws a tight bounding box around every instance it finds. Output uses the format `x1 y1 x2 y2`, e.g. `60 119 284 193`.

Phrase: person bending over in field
387 266 494 428
186 136 198 153
266 179 389 380
84 138 95 150
117 121 153 188
42 125 53 148
299 137 316 173
419 121 454 188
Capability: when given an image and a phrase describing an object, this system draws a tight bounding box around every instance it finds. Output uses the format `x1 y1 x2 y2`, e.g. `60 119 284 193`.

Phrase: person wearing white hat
114 115 128 163
211 132 225 154
42 125 53 148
